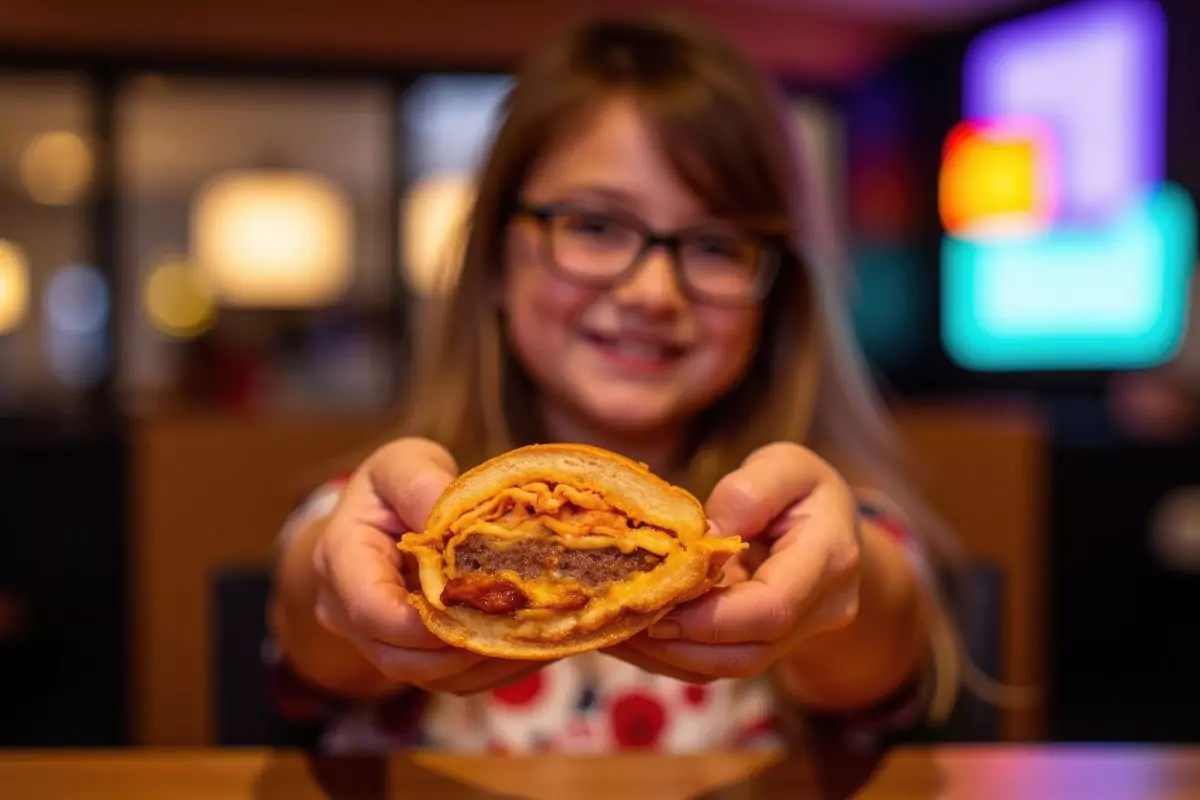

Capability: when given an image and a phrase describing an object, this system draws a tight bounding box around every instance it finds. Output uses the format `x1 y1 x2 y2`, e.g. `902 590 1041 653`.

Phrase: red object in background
492 671 544 707
849 153 916 240
610 691 666 748
0 589 25 641
683 684 709 708
213 343 266 411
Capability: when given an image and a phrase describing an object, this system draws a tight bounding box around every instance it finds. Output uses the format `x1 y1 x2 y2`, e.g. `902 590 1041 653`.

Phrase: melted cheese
400 480 744 617
445 520 676 558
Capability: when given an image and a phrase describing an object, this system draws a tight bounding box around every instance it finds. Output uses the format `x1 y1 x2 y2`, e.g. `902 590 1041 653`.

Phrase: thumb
367 438 459 533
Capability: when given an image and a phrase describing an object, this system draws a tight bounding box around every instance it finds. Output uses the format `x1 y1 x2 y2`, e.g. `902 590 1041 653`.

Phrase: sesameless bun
398 443 745 659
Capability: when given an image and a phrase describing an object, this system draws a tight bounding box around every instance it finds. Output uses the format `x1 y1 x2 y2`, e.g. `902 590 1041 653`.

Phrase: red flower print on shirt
734 715 777 746
492 671 545 707
610 691 666 749
683 684 709 708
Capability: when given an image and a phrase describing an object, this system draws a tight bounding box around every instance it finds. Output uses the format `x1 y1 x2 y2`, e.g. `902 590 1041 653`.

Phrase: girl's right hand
311 437 543 695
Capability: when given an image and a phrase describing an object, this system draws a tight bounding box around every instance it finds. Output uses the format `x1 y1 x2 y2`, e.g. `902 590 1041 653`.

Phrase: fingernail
648 620 681 640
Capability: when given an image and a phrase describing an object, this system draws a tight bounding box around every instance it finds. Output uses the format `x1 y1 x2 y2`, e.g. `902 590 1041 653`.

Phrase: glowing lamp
939 119 1058 238
401 172 474 296
20 131 93 206
143 255 217 339
190 170 352 308
0 240 30 334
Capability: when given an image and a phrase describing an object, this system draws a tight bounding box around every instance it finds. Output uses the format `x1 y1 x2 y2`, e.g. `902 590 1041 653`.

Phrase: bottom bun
408 594 674 659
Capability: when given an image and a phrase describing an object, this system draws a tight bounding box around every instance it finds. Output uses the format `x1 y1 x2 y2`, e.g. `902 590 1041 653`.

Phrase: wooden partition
130 403 1045 745
129 414 395 747
892 403 1047 741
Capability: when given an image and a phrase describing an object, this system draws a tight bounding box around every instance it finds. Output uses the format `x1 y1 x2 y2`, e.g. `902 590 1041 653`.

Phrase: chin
576 397 690 437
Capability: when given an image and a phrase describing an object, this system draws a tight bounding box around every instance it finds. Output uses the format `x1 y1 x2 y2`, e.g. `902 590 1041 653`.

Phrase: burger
398 443 746 659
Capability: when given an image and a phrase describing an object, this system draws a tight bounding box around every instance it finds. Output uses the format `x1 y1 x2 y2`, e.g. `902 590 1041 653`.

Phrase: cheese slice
400 480 744 627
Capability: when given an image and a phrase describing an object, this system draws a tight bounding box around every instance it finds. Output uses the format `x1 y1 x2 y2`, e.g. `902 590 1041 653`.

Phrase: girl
269 14 962 753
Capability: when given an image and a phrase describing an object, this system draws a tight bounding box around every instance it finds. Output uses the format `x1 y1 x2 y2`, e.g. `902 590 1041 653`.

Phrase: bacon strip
441 575 529 614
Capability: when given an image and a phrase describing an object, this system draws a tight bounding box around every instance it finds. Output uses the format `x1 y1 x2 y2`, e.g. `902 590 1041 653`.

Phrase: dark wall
1164 0 1200 205
1047 0 1200 743
0 422 127 746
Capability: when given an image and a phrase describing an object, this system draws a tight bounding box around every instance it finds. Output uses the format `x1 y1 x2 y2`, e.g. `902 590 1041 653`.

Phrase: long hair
400 14 971 720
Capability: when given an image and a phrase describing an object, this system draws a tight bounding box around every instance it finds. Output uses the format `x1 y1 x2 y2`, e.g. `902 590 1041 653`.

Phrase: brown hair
400 14 969 715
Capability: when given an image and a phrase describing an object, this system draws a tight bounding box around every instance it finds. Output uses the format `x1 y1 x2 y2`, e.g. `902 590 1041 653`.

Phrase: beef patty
453 533 662 587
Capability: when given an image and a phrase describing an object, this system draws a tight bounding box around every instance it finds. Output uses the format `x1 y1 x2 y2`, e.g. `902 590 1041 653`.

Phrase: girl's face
503 97 763 441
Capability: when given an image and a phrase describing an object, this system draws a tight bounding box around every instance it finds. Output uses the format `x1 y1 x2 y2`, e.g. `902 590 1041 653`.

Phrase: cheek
504 230 598 355
697 310 761 374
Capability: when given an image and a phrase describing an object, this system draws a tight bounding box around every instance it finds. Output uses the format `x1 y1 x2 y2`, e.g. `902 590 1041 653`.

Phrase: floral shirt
266 479 943 755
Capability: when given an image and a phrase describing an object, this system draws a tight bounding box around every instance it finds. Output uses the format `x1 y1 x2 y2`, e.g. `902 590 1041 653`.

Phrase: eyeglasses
514 202 780 307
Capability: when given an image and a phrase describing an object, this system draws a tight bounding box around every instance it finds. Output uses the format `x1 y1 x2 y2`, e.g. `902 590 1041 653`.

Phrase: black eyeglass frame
514 202 783 307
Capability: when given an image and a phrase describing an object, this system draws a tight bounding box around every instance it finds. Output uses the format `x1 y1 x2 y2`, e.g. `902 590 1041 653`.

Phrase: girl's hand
311 438 545 695
607 442 862 683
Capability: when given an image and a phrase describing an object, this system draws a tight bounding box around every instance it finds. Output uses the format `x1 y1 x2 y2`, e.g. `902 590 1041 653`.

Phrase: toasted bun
399 443 743 659
408 596 674 660
424 443 707 542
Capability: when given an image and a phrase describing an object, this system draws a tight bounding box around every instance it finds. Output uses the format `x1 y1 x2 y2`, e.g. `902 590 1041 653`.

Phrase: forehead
520 97 712 228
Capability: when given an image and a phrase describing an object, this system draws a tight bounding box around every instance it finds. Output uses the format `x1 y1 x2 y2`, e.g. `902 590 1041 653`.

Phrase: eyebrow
545 183 733 229
553 183 643 209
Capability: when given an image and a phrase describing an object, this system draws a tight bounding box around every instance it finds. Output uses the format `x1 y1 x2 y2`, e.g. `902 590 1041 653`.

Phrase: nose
612 245 687 315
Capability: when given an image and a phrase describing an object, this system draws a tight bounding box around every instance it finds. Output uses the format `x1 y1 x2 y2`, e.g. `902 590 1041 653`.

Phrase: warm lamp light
190 170 352 308
401 172 474 296
144 255 217 339
0 240 30 334
20 131 93 206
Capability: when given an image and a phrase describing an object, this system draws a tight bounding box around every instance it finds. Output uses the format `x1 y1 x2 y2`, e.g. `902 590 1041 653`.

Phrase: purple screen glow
963 0 1166 225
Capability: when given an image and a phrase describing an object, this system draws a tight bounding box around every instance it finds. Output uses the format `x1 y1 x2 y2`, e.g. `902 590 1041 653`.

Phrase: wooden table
4 746 1200 799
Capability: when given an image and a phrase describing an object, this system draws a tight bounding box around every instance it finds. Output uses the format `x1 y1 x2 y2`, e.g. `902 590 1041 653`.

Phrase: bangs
637 87 794 236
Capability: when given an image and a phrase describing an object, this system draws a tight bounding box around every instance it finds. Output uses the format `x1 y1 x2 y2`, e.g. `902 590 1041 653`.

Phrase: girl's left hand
606 442 862 683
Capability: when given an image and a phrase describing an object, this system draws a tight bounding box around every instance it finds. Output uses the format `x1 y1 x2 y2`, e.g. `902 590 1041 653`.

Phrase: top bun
424 443 707 540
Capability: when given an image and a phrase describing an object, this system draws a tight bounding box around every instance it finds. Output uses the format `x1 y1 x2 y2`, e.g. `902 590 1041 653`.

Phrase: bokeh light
143 255 217 339
191 169 353 308
43 264 110 390
45 263 109 335
401 172 473 296
0 239 31 334
19 131 93 206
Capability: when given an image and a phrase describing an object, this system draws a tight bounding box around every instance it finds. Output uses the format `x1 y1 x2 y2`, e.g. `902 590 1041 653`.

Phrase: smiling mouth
583 331 689 362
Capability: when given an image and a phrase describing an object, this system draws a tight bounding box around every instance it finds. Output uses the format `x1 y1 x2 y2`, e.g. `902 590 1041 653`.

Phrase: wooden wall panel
894 403 1047 741
129 414 393 746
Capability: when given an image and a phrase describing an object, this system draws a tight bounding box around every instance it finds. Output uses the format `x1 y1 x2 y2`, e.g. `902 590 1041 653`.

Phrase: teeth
610 340 668 359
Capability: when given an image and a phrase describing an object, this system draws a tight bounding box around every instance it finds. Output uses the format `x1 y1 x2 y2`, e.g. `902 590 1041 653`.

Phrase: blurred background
0 0 1197 749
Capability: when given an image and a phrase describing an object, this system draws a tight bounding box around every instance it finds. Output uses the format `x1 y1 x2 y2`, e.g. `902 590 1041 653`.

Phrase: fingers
315 580 488 684
315 530 446 650
603 642 717 684
363 642 485 685
366 438 459 534
650 515 860 645
704 442 825 541
313 438 461 651
314 574 443 651
425 659 550 696
651 543 825 644
622 637 778 681
307 437 498 688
